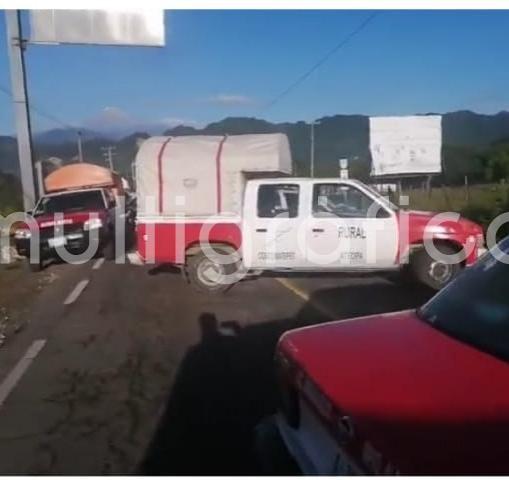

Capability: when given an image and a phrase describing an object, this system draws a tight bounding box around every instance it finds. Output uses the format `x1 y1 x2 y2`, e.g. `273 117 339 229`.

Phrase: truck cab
242 178 400 272
14 188 116 271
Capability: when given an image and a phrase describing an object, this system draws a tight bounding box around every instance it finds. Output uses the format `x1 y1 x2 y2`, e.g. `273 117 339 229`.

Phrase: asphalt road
0 258 433 474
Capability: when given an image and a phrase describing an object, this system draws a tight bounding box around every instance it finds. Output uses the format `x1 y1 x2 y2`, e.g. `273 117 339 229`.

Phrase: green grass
401 183 509 238
0 173 22 216
402 183 509 213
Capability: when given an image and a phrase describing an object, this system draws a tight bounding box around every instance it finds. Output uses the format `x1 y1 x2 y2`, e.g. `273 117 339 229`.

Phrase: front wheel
186 249 239 294
410 245 462 290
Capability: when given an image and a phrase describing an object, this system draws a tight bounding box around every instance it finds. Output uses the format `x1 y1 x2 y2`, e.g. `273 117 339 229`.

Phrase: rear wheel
186 249 239 294
411 244 462 290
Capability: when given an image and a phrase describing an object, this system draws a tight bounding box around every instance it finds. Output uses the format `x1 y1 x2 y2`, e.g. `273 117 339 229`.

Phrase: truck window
34 190 106 216
257 184 299 218
418 236 509 362
312 183 383 218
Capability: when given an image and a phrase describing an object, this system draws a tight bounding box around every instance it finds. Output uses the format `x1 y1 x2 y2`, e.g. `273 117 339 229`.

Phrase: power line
265 12 380 110
0 82 76 131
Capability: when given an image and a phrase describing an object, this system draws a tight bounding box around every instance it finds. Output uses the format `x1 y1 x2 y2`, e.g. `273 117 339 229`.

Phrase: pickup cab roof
247 177 368 186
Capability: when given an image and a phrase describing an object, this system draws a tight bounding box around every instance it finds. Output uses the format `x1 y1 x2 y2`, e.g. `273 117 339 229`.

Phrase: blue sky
1 10 509 135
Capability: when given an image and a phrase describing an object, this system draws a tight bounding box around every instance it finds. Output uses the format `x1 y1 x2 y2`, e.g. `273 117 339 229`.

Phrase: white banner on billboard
29 10 165 47
369 115 442 176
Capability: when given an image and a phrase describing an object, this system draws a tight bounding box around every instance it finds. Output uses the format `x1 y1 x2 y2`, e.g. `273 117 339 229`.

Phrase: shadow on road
138 281 433 474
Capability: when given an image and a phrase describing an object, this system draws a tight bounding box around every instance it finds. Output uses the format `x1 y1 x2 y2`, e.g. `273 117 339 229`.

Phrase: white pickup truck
135 135 485 293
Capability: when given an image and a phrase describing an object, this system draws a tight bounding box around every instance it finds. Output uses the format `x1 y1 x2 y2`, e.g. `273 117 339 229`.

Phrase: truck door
242 182 306 270
305 182 398 269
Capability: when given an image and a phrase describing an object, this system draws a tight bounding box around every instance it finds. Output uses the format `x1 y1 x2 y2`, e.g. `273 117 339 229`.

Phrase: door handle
256 228 267 233
312 228 324 233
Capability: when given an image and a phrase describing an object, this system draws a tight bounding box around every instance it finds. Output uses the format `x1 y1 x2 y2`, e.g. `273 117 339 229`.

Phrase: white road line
0 339 46 408
276 278 336 319
127 251 143 266
63 279 89 305
92 258 105 270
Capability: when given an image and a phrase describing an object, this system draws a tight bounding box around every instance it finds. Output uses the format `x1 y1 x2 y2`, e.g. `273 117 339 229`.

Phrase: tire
186 249 239 294
410 244 462 290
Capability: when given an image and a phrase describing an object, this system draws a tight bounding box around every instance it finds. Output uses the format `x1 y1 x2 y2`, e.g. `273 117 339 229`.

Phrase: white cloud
83 106 137 129
161 117 199 127
203 94 255 106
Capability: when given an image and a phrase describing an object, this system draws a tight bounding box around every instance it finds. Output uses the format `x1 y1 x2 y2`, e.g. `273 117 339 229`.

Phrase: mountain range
2 110 509 184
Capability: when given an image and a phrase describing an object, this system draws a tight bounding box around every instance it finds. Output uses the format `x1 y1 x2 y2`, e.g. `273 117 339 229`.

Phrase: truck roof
41 187 106 198
247 177 366 186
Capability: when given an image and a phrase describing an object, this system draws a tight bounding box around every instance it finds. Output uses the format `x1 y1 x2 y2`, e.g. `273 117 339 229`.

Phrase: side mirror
376 207 391 219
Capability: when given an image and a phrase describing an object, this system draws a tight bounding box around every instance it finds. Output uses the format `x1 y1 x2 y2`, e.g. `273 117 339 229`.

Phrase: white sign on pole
339 158 348 170
369 115 442 176
29 10 165 47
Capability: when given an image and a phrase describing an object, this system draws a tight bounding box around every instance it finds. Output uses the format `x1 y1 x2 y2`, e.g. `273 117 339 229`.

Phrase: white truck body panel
242 178 399 271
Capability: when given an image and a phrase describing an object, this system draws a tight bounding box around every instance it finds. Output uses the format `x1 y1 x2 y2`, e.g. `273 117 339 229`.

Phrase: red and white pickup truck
135 134 485 292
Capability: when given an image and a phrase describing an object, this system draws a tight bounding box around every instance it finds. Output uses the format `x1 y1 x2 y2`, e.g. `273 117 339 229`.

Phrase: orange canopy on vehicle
44 163 123 194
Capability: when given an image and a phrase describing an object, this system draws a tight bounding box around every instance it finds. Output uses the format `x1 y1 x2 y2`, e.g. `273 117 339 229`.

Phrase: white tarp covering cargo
369 115 442 176
136 134 292 217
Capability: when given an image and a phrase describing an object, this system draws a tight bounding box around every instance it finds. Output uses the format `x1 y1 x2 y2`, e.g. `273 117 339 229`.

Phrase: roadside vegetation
403 182 509 240
0 172 22 216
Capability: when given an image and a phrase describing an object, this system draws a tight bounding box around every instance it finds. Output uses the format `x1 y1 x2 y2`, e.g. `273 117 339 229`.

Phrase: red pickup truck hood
34 210 107 229
279 312 509 474
400 209 483 236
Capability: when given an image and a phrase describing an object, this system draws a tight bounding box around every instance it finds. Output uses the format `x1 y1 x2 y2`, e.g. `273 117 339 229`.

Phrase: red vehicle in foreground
265 237 509 474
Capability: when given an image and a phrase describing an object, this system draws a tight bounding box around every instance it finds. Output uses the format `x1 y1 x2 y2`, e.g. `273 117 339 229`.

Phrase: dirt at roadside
0 260 58 347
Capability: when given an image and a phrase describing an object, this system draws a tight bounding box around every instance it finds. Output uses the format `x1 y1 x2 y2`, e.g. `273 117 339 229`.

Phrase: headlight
83 218 103 231
476 233 485 248
14 229 31 239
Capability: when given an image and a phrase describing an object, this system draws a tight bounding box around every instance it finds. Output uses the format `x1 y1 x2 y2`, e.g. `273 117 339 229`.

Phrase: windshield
34 190 106 215
362 183 400 212
418 236 509 362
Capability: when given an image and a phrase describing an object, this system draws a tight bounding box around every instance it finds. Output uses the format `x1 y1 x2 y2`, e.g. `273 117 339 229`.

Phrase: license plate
48 237 66 248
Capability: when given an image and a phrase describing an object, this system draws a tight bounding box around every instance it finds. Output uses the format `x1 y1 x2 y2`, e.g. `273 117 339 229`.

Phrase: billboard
369 115 442 177
29 10 165 47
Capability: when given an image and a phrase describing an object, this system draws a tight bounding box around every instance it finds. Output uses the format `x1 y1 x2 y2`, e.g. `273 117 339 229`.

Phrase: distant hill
0 135 19 174
2 110 509 185
33 128 104 145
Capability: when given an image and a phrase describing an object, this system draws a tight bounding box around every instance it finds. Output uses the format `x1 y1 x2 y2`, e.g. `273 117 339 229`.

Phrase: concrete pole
5 10 36 210
310 121 315 178
34 160 44 198
77 130 84 162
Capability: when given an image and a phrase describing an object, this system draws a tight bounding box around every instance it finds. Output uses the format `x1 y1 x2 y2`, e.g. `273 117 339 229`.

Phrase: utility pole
310 121 315 178
5 10 37 210
34 160 44 197
101 146 116 171
77 130 84 162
